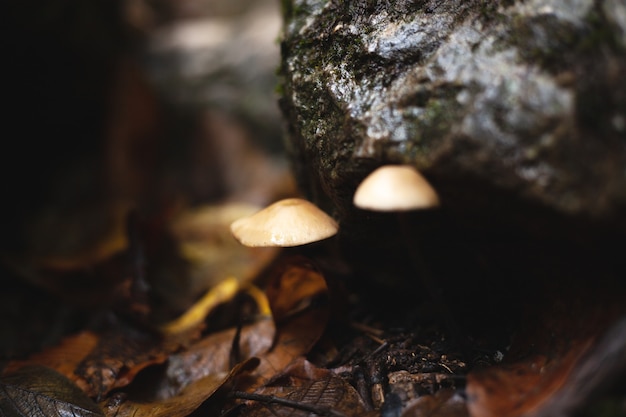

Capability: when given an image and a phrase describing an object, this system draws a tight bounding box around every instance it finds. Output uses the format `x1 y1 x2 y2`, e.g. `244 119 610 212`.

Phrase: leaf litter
3 204 626 417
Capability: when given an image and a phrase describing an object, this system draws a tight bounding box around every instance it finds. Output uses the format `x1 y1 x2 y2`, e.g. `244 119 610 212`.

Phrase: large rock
278 0 626 303
282 0 626 221
279 0 626 233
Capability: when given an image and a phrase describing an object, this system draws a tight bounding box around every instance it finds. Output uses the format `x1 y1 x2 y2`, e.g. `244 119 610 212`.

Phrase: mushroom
230 198 338 247
353 165 464 345
353 165 440 211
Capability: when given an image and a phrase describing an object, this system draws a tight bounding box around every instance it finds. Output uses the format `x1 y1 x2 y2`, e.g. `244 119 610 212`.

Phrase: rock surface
279 0 626 237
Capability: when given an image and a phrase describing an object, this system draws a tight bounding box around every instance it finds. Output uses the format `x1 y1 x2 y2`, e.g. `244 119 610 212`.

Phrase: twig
362 341 389 363
349 321 386 345
231 391 348 417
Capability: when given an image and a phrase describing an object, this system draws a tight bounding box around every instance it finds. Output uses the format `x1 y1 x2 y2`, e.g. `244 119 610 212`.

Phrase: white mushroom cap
353 165 440 211
230 198 338 247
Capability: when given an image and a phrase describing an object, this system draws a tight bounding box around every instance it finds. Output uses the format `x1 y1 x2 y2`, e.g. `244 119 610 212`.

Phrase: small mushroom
353 165 440 211
353 165 465 346
230 198 338 247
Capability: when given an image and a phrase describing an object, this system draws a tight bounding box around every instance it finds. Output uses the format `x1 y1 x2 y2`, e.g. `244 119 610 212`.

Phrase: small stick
231 391 348 417
362 341 390 362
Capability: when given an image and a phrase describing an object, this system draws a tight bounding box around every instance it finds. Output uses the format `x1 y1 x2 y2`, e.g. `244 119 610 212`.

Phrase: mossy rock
278 0 626 289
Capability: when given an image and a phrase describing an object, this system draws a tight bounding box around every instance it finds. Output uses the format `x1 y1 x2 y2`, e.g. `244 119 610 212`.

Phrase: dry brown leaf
253 303 329 385
2 262 274 404
466 346 590 417
526 317 626 417
156 317 275 398
4 322 180 401
3 327 170 400
0 365 104 417
264 257 329 321
2 331 99 385
2 328 168 401
401 389 469 417
102 357 259 417
129 257 328 404
240 259 331 390
74 326 168 400
238 357 376 417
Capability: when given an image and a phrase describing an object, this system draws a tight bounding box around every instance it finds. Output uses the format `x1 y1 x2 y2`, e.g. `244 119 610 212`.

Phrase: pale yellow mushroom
353 165 440 211
230 198 338 247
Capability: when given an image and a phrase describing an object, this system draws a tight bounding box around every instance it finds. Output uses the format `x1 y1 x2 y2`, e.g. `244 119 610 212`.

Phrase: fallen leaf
101 357 259 417
466 349 589 417
525 317 626 417
3 324 171 401
401 389 469 417
155 317 275 398
243 259 331 389
2 331 99 391
237 357 376 417
118 258 328 404
0 365 104 417
264 257 329 321
74 325 168 400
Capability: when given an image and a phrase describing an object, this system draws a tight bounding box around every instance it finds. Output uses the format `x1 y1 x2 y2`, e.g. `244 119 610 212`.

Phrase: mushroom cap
353 165 440 211
230 198 338 247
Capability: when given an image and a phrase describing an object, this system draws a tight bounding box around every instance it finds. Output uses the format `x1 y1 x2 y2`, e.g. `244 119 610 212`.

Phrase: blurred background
2 0 290 254
1 0 293 355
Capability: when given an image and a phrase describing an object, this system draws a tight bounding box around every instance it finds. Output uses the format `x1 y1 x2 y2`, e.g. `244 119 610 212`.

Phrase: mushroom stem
352 164 466 348
397 212 466 348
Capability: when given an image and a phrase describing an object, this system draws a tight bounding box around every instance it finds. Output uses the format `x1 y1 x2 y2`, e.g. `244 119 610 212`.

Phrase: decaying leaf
0 365 104 417
1 262 277 407
264 257 329 321
236 357 376 417
466 348 589 417
401 389 469 417
2 326 170 401
101 357 259 417
156 317 275 398
242 260 331 390
73 325 168 400
526 317 626 417
125 257 330 407
2 330 99 385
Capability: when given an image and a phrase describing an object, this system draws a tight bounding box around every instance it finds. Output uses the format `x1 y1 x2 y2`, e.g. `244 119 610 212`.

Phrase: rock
280 0 626 290
279 0 626 235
